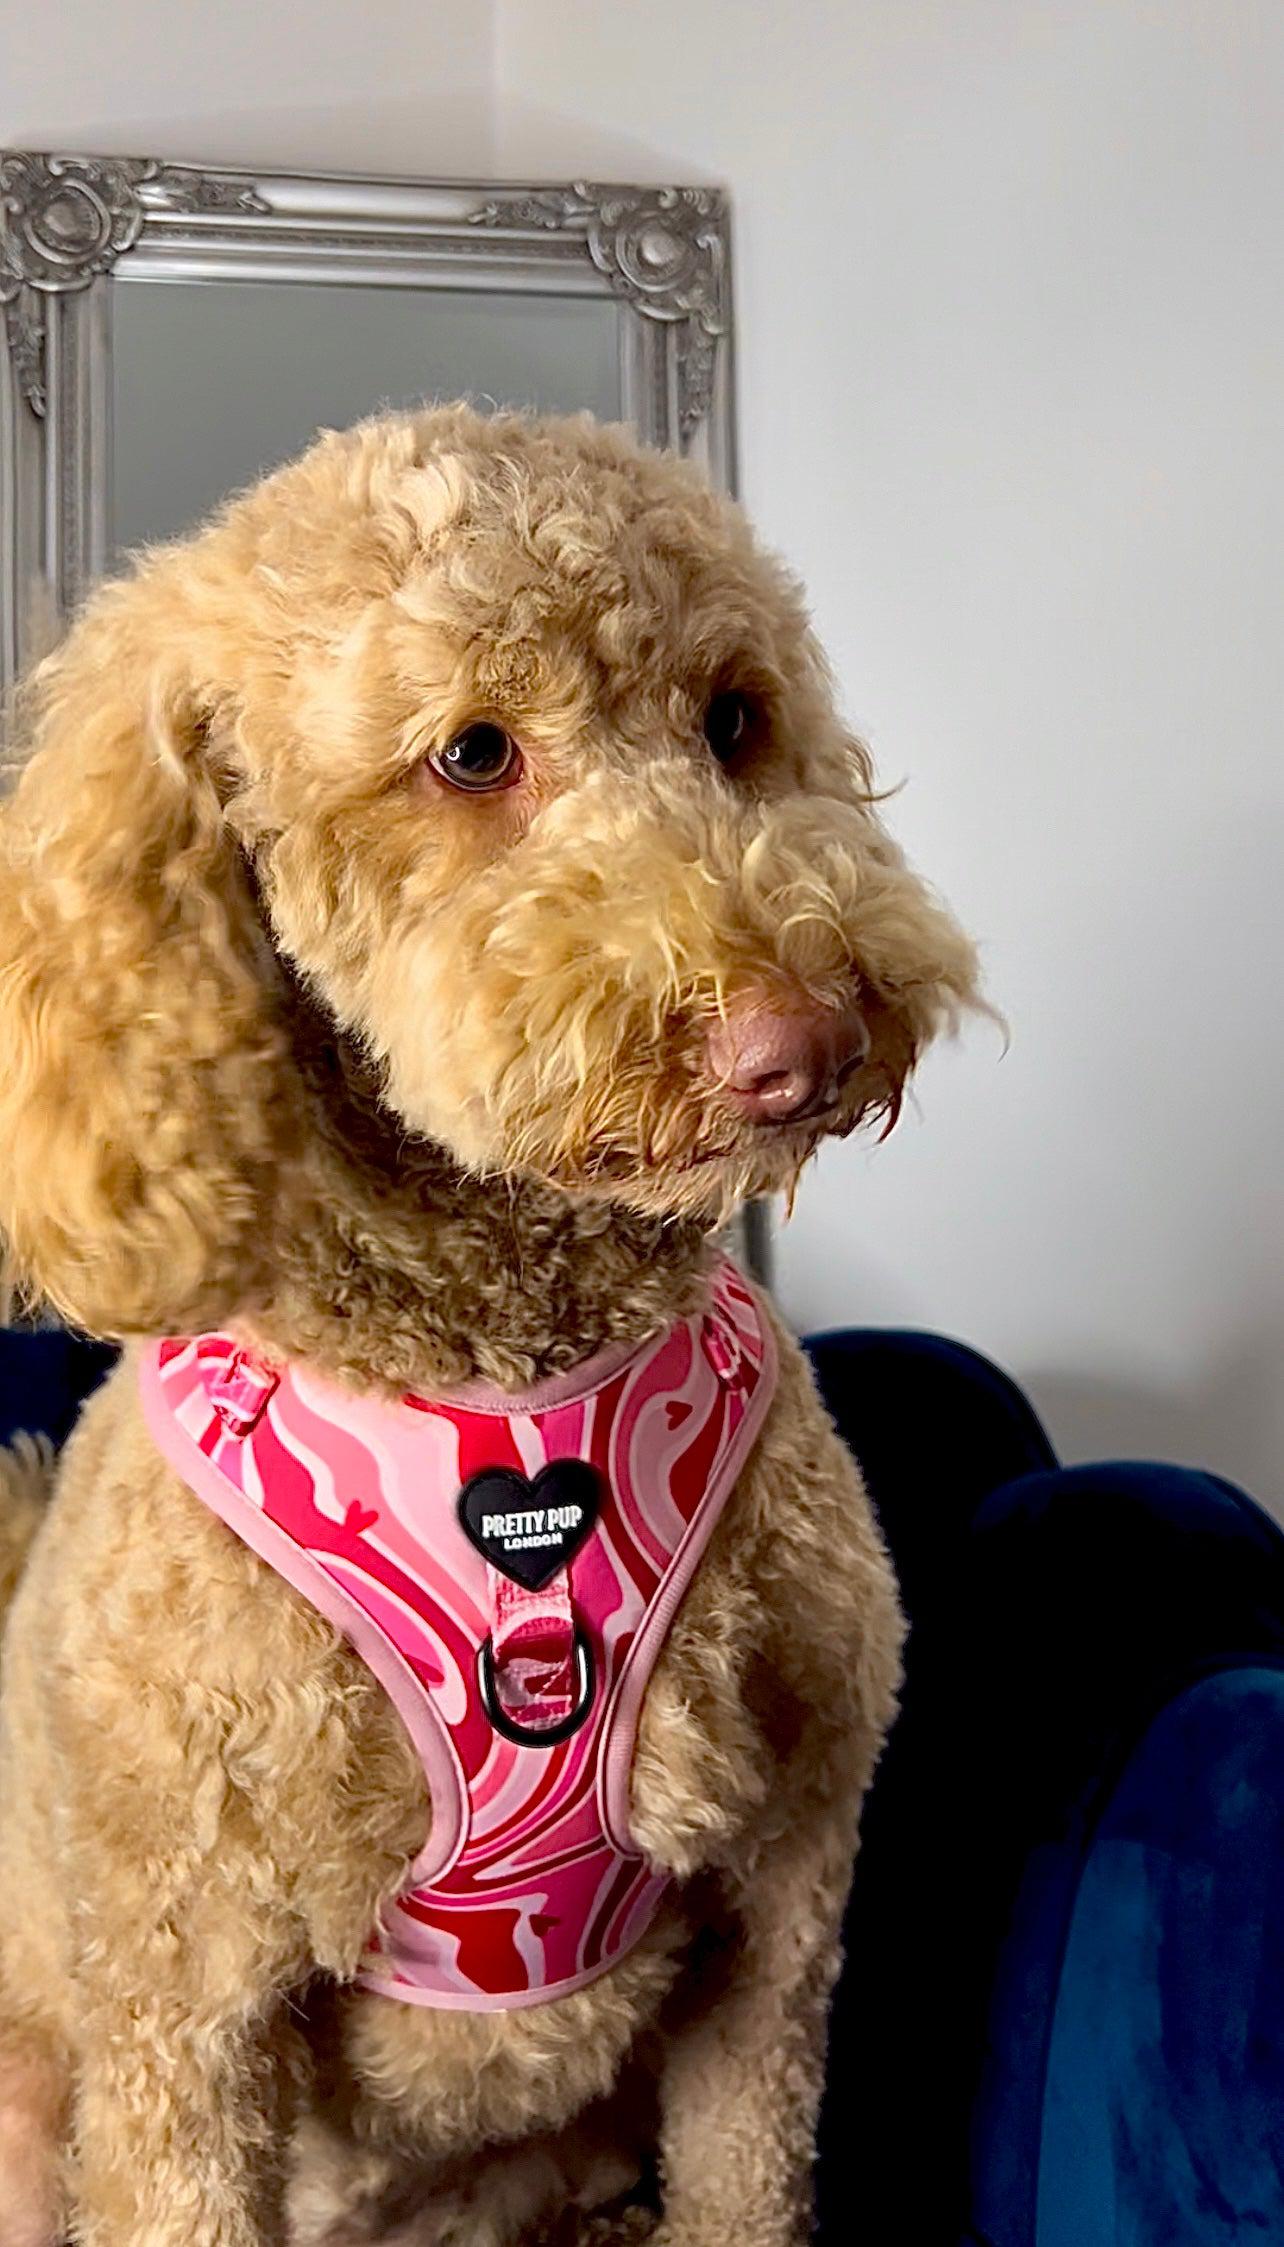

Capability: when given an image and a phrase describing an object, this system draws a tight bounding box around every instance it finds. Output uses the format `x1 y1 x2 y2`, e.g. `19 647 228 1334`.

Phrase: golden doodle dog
0 405 978 2247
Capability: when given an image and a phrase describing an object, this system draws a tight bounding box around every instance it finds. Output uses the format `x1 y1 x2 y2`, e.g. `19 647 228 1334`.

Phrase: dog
0 404 979 2247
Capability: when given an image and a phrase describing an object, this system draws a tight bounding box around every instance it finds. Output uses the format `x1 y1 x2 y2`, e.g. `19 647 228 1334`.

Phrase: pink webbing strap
487 1567 576 1729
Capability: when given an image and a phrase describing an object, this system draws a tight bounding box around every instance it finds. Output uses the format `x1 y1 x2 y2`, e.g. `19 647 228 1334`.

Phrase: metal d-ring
477 1627 595 1749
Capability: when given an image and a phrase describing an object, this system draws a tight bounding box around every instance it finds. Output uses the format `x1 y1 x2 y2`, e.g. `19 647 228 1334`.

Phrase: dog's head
0 406 979 1334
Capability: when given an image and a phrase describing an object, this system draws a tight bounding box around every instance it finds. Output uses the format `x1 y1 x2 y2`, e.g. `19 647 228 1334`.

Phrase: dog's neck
248 984 713 1398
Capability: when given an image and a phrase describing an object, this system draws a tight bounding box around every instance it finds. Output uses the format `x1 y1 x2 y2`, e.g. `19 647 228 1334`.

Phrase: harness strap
487 1565 577 1729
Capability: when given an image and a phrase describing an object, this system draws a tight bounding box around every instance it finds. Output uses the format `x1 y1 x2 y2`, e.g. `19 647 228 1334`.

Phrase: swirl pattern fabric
139 1257 776 2012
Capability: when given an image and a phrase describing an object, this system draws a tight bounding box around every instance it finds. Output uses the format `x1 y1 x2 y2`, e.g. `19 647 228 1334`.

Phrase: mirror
2 155 734 700
110 281 625 557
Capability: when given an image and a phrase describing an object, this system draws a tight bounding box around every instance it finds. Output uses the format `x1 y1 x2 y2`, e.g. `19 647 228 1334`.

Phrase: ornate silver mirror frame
0 154 736 704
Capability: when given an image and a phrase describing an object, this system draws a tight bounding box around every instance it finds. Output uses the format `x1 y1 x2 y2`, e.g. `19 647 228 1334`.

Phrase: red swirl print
139 1260 776 2011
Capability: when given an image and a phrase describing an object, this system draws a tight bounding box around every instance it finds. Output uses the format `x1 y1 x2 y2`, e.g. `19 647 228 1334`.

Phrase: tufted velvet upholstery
806 1329 1284 2246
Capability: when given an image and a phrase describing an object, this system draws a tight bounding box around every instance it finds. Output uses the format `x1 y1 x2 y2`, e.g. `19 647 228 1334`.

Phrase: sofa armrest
976 1661 1284 2247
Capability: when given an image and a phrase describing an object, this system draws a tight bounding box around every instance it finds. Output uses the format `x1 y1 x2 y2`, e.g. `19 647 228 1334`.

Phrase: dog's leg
68 1937 303 2247
291 2059 657 2247
633 1324 905 2247
646 1780 864 2247
0 1895 285 2247
0 2030 66 2247
332 1931 678 2167
0 1445 65 2247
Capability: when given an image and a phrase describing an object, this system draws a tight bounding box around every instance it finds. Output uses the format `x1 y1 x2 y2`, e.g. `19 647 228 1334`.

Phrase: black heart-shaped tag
457 1460 602 1591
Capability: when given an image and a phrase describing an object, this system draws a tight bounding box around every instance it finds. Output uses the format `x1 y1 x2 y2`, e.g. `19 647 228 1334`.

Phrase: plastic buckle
700 1308 745 1387
210 1349 278 1437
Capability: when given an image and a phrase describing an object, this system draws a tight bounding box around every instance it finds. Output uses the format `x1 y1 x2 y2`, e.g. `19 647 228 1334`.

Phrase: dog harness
139 1258 776 2012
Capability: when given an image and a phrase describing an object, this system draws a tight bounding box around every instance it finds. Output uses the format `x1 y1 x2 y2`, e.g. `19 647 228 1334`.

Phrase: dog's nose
706 992 870 1124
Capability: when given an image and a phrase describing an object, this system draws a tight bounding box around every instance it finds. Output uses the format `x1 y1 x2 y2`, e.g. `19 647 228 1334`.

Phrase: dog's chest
140 1258 777 2010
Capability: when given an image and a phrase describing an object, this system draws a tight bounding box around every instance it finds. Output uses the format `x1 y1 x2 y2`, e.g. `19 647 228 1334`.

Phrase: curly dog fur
0 404 979 2247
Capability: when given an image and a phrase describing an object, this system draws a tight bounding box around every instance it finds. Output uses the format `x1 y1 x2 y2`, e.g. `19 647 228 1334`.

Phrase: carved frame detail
0 152 269 417
469 184 728 439
1 153 736 705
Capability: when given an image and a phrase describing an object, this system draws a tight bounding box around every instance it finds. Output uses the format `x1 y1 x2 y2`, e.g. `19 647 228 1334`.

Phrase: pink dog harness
139 1258 776 2011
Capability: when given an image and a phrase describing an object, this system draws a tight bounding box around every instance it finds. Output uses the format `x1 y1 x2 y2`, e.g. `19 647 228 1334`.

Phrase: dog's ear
0 567 291 1337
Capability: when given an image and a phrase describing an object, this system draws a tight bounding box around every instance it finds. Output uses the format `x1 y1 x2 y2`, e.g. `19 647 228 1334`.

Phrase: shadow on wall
2 92 499 184
35 93 698 197
1024 1316 1284 1525
493 98 705 186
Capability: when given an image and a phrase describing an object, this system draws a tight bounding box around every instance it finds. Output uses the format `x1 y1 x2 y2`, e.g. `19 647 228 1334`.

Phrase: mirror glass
110 280 623 556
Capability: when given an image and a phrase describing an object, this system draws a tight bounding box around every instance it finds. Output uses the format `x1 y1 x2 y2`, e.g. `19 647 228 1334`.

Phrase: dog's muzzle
705 986 870 1126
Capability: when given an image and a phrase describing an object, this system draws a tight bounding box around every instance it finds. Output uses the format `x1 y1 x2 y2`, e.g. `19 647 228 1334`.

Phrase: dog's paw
286 2114 404 2247
558 2210 657 2247
292 2144 562 2247
399 2145 566 2247
365 2134 648 2247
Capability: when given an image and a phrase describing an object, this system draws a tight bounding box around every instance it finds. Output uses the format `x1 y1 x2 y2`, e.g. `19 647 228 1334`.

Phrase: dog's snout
706 991 870 1125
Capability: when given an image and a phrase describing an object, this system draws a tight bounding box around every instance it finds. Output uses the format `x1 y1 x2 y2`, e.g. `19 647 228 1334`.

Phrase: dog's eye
703 690 759 766
429 722 522 793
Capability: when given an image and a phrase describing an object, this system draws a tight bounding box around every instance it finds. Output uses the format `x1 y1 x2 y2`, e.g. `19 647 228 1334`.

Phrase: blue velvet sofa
807 1329 1284 2246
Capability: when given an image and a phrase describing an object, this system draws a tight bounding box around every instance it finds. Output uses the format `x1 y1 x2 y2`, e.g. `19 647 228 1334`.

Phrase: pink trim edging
599 1288 779 1851
138 1350 468 1886
404 1323 676 1419
355 1946 626 2011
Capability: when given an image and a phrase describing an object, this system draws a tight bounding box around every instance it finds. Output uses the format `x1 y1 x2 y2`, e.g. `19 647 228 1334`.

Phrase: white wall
496 0 1284 1506
0 0 495 174
5 2 1281 1503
